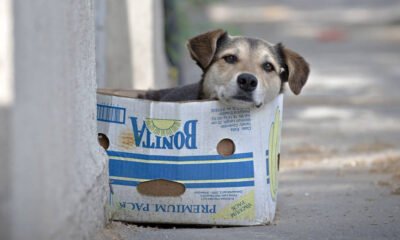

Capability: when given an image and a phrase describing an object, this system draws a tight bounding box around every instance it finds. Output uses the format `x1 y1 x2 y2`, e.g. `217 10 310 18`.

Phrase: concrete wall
0 1 15 239
0 0 108 240
97 0 171 90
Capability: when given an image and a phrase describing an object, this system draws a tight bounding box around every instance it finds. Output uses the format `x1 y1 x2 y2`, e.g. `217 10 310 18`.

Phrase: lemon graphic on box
145 118 181 137
269 107 281 201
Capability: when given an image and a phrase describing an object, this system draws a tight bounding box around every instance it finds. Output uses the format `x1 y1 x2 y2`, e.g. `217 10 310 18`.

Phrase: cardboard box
96 89 283 226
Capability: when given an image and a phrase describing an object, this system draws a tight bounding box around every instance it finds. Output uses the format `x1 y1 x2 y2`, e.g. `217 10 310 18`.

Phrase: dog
140 29 309 108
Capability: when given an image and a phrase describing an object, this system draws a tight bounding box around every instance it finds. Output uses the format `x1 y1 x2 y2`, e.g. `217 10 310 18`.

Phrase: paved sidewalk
97 150 400 240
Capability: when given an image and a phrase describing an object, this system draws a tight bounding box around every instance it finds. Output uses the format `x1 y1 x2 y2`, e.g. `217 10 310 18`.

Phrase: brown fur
141 29 310 108
281 47 309 95
187 29 227 70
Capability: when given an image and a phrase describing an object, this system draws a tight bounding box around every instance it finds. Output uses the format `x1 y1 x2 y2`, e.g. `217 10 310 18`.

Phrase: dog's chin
220 96 263 108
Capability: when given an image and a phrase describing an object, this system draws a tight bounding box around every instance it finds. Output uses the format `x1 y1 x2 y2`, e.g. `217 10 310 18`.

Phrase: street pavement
96 1 400 239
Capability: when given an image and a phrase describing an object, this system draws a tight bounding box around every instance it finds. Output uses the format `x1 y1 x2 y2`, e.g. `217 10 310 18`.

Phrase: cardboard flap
97 88 146 98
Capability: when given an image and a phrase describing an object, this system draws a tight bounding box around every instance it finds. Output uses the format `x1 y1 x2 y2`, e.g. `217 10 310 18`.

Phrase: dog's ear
276 43 310 95
187 29 227 70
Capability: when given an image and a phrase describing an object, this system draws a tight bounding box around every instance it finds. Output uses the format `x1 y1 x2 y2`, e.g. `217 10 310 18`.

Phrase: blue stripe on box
109 159 254 181
97 104 126 124
107 150 253 161
110 179 254 188
266 150 270 184
266 150 269 177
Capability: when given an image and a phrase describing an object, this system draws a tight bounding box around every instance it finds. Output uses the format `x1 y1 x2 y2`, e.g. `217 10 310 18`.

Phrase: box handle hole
137 179 186 197
98 133 110 150
217 138 235 156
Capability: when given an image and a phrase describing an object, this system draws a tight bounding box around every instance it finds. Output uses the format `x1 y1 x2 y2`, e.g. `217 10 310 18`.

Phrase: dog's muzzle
237 73 257 92
232 73 258 103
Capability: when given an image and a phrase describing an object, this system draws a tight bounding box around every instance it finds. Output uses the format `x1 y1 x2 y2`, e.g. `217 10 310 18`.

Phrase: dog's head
187 29 310 108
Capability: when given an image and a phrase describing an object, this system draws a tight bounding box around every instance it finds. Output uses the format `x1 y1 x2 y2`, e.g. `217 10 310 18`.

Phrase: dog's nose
237 73 258 92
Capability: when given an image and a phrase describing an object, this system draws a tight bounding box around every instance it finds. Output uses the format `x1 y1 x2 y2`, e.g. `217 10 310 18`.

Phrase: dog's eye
262 62 275 72
223 55 238 64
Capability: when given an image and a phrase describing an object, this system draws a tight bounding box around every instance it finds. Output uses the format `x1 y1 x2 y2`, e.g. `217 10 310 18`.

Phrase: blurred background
96 0 400 159
1 0 400 239
96 2 400 237
94 1 400 238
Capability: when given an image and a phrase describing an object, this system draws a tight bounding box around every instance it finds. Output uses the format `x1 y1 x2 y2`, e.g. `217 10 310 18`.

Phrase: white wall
0 1 15 239
0 0 108 240
98 0 171 90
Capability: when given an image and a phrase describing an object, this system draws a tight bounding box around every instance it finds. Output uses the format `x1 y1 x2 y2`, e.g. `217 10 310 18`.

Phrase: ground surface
96 0 400 239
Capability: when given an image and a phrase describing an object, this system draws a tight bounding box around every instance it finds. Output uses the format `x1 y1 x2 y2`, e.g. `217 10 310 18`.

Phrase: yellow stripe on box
110 176 254 184
109 156 253 165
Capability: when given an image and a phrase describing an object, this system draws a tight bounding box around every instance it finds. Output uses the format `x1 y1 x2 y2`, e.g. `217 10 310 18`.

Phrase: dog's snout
237 73 258 92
